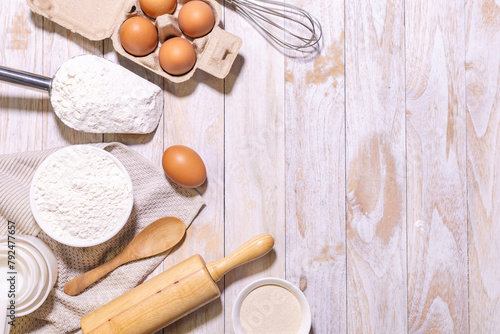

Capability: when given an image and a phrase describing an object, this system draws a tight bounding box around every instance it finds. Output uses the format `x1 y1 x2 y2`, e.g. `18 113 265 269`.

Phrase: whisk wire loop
226 0 322 51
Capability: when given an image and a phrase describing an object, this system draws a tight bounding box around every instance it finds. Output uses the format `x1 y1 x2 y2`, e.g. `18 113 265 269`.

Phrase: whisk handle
0 66 52 93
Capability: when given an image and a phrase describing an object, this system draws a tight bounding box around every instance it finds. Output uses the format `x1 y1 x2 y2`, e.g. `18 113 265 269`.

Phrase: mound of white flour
50 55 163 134
32 146 133 244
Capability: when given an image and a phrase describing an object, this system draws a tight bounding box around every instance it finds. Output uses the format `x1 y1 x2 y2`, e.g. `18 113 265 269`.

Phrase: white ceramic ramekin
16 236 58 316
29 145 134 247
232 277 311 334
11 242 41 307
0 236 58 317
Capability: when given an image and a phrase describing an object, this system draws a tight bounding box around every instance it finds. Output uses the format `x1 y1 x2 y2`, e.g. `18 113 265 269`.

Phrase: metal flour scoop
0 55 163 134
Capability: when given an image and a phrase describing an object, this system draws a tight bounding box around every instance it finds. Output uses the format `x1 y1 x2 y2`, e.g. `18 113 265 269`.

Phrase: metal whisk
226 0 322 51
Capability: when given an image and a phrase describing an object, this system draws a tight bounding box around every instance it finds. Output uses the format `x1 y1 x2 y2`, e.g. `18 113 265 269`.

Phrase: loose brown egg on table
120 16 158 56
140 0 177 18
178 0 215 38
162 145 207 188
159 37 197 75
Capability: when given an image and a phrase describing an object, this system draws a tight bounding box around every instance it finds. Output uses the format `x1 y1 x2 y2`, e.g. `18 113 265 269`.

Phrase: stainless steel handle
0 66 52 93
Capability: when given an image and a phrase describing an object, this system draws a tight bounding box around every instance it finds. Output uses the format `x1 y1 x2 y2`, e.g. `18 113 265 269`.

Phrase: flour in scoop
50 55 163 134
32 146 133 243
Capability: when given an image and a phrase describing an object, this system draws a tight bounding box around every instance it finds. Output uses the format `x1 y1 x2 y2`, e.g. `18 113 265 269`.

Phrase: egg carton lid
26 0 137 40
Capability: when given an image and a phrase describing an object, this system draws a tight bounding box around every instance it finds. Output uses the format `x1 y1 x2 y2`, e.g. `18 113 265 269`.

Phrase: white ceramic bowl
19 235 58 288
0 236 58 317
232 277 311 334
15 237 54 316
0 247 36 305
14 243 46 314
29 145 134 247
10 243 39 305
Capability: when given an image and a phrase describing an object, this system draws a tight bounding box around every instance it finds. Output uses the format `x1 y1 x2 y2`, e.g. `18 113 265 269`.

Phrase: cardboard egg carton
26 0 242 83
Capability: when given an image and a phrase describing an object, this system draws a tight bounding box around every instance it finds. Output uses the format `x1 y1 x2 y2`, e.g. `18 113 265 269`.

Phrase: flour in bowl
31 146 133 244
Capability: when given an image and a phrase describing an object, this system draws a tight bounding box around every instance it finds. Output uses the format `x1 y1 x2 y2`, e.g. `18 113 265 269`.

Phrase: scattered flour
240 285 302 334
50 55 163 134
32 146 133 244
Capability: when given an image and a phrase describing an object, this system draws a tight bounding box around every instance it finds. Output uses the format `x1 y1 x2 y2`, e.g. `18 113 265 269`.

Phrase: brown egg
120 16 158 56
178 1 215 38
158 37 197 75
162 145 207 188
140 0 177 18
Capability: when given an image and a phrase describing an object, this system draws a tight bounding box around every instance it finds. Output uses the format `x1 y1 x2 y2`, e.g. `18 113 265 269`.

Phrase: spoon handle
0 65 52 93
64 254 126 296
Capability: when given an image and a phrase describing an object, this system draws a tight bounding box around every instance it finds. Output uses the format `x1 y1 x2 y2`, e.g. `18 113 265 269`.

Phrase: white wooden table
1 0 499 332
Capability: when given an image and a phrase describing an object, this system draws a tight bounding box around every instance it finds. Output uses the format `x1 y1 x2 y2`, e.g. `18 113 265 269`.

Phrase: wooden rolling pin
81 234 274 334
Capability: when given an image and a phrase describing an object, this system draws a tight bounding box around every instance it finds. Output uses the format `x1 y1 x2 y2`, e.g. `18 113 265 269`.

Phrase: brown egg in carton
26 0 242 83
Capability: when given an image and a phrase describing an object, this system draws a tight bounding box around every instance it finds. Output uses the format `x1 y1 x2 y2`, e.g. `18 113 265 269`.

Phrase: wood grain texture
466 0 500 331
406 0 468 332
4 0 500 332
284 0 346 332
159 34 225 334
345 0 406 332
0 1 44 154
223 2 286 332
102 43 165 318
104 22 225 334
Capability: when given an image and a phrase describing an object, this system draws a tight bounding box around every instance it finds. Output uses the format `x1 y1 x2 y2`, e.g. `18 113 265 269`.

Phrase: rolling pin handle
206 234 274 282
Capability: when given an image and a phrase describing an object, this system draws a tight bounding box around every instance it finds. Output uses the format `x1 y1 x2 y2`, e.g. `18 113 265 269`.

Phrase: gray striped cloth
0 143 204 333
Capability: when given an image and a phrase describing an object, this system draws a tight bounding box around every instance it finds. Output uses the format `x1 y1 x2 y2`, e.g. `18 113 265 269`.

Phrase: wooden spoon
64 217 185 296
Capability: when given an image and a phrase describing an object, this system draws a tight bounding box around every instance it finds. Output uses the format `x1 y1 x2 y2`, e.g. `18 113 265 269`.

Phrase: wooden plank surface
159 43 225 334
406 0 468 332
466 0 500 331
3 0 500 332
284 0 346 332
0 1 43 154
345 0 406 332
223 1 286 332
102 42 166 334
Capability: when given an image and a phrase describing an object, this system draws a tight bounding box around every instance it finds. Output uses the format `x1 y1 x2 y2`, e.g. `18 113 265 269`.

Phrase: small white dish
0 248 33 304
15 236 57 316
0 240 36 305
14 242 48 315
0 236 58 318
29 145 134 247
232 277 311 334
10 244 39 305
19 235 58 288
